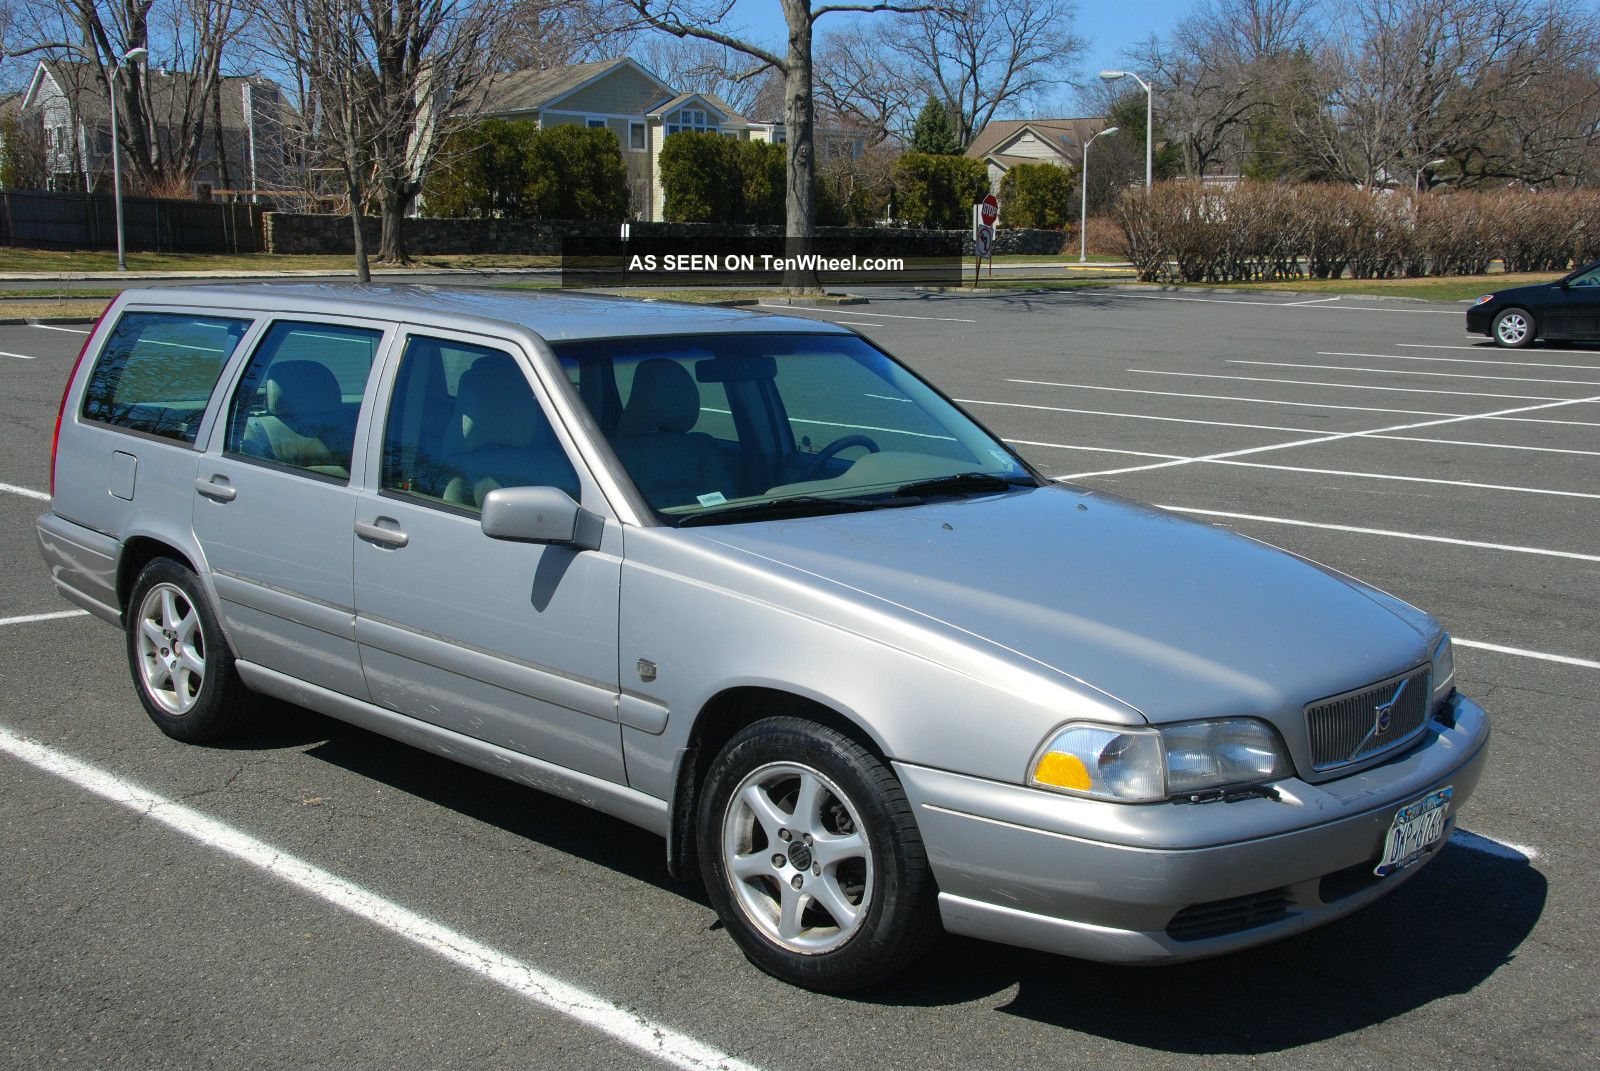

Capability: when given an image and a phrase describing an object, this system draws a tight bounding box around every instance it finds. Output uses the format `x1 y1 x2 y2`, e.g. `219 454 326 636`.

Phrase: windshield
552 332 1036 525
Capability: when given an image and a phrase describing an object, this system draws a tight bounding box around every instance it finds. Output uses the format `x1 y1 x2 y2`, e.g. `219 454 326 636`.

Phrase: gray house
19 60 294 199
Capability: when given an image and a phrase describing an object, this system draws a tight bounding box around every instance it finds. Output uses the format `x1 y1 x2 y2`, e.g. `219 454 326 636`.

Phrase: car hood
695 485 1436 724
1490 281 1559 303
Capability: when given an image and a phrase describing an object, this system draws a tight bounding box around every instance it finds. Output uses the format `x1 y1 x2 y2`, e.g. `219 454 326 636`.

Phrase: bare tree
633 35 780 116
263 0 500 268
618 0 937 275
496 0 636 72
813 24 917 144
1127 0 1320 178
881 0 1085 148
17 0 253 195
1291 0 1600 188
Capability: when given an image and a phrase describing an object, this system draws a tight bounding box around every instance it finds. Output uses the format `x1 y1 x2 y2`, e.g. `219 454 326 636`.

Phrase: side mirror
480 486 599 549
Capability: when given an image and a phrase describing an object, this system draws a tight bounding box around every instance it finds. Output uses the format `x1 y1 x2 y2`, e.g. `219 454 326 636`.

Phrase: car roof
118 283 853 342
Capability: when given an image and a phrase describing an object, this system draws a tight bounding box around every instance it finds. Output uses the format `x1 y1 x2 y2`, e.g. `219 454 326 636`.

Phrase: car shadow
858 839 1545 1053
226 701 707 904
210 700 1541 1051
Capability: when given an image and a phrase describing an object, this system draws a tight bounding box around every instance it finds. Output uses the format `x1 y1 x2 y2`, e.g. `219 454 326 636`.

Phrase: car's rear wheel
126 558 259 743
697 716 940 991
1492 307 1535 347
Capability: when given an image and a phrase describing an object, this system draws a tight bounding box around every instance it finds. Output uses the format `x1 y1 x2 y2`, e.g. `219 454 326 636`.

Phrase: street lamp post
1080 126 1119 264
1100 70 1152 191
108 46 149 272
1415 158 1447 195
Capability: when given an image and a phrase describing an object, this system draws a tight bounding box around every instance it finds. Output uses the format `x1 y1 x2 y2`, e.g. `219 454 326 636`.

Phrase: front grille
1305 666 1431 772
1166 890 1291 942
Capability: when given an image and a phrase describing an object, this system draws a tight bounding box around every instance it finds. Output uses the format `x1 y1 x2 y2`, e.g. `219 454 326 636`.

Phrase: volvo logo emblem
1373 679 1408 734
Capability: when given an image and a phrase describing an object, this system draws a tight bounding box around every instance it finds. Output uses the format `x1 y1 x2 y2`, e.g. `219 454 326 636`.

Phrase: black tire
697 716 940 991
1491 306 1535 348
125 557 259 743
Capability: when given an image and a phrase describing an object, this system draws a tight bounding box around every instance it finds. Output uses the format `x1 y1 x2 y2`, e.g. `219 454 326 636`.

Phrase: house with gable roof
475 57 864 221
964 117 1109 196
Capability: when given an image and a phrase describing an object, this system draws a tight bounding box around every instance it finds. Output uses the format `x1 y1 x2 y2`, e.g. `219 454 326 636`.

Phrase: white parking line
1059 391 1600 480
1006 439 1185 460
1233 359 1600 388
967 397 1600 457
1453 638 1600 672
0 726 764 1071
1416 342 1588 355
1153 505 1600 563
0 350 37 360
1322 350 1600 371
1450 829 1540 863
1283 297 1343 306
1006 379 1460 417
1205 460 1600 500
833 321 886 328
1098 291 1462 314
1134 369 1569 402
960 398 1333 434
755 304 976 323
29 324 90 335
0 610 88 627
0 482 49 501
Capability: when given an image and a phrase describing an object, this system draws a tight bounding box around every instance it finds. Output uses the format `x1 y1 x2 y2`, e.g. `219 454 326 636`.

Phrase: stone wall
263 214 1070 257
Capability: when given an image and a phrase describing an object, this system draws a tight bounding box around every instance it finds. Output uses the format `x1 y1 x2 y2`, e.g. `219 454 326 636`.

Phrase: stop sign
979 194 999 226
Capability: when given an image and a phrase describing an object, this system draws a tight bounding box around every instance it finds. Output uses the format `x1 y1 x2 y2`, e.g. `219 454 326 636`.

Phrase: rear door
1559 265 1600 338
192 316 391 699
351 328 626 783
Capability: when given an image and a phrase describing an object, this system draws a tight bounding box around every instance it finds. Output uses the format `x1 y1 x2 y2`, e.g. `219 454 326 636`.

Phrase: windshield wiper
893 472 1034 499
677 495 889 528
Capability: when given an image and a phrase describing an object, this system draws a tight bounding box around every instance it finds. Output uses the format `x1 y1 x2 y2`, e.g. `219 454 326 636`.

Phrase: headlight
1162 718 1293 796
1030 718 1292 802
1431 633 1455 704
1030 724 1165 802
1473 294 1495 305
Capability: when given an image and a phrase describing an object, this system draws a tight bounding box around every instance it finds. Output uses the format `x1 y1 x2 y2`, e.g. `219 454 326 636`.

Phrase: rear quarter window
80 311 252 445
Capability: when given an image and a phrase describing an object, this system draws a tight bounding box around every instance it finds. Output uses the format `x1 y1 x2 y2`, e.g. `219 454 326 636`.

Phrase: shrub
893 153 989 230
422 120 627 222
1113 181 1595 284
661 132 790 225
998 164 1075 230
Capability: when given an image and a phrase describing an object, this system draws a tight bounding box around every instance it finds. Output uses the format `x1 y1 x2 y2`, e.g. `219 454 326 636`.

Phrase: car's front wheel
1492 307 1535 347
125 558 259 743
697 716 940 991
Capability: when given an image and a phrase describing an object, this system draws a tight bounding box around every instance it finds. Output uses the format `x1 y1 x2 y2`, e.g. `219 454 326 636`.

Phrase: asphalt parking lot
2 287 1595 1069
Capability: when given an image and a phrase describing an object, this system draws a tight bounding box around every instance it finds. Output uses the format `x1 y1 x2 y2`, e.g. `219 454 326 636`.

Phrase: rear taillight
51 304 113 498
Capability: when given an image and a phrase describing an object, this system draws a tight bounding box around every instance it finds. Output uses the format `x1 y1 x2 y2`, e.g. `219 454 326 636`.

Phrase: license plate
1375 786 1453 876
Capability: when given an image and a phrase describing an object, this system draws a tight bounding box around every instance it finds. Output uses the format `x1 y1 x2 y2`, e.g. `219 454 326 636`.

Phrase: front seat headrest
617 358 701 436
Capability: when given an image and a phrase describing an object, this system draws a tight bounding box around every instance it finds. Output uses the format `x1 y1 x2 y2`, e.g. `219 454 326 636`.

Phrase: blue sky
719 0 1191 115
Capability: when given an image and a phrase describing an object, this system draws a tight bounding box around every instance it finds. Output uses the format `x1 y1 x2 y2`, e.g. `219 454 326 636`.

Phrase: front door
1557 264 1600 339
352 330 625 783
192 317 390 699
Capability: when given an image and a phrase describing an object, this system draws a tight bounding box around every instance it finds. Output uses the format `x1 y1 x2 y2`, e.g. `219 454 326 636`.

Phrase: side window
224 320 382 481
380 335 580 512
80 311 251 444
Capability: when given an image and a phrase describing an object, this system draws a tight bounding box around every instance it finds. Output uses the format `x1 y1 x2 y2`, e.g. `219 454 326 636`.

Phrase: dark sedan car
1467 260 1600 346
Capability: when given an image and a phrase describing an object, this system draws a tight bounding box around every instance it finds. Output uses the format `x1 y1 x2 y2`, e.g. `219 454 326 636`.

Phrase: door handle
355 519 409 548
193 475 237 502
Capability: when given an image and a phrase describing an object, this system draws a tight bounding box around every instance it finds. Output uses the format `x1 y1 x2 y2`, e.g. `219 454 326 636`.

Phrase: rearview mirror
480 486 599 549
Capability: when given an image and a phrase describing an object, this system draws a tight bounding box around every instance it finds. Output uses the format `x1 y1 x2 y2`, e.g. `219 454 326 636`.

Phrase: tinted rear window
80 311 253 444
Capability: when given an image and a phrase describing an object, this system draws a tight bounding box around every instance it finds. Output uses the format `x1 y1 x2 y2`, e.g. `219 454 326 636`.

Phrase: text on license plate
1375 785 1453 877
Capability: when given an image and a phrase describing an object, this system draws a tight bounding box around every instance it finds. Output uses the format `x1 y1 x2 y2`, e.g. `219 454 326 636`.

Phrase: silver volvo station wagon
39 285 1490 991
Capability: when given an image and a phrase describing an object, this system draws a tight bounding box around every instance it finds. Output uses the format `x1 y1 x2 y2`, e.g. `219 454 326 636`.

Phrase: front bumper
895 693 1490 964
1466 304 1494 334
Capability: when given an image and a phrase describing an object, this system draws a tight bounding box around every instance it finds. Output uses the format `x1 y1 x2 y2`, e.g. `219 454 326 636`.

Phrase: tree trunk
347 165 371 283
781 0 820 294
376 180 411 265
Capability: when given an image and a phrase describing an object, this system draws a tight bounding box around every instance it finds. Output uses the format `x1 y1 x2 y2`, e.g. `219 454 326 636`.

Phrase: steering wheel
798 434 881 482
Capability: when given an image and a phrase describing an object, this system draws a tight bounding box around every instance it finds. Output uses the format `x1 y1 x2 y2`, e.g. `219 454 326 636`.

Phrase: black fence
0 190 266 253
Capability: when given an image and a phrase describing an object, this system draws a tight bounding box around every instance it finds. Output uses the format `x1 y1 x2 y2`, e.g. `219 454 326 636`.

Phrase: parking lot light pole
108 46 149 272
1080 127 1119 264
1416 158 1447 194
1100 70 1152 191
